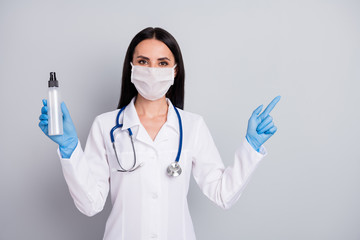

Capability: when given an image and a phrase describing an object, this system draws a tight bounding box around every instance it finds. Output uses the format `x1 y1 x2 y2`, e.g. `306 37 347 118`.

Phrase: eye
138 59 148 65
159 61 169 66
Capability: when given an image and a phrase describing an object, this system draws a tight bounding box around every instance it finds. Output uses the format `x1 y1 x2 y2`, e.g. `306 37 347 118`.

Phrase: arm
191 117 267 210
57 116 110 217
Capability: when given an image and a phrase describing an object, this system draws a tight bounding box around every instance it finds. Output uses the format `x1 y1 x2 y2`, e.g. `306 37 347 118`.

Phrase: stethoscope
110 103 183 177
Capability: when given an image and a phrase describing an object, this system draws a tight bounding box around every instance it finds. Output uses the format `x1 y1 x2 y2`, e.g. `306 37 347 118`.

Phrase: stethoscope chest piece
167 162 182 177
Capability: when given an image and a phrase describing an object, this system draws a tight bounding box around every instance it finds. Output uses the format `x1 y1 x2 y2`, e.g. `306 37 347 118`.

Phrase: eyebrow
137 55 171 61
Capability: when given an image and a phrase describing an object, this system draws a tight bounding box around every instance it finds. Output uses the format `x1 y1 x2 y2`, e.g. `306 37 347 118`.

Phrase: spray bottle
48 72 63 135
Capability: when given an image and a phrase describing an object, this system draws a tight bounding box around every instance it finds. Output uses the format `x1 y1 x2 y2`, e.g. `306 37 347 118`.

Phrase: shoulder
96 109 120 120
91 109 120 130
176 109 213 147
177 107 203 120
175 108 205 130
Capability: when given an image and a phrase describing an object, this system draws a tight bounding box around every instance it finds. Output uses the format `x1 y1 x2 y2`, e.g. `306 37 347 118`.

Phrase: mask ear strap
130 62 134 67
172 64 177 79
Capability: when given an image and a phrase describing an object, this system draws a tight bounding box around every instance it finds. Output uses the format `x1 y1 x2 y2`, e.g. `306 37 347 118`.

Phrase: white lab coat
57 97 267 240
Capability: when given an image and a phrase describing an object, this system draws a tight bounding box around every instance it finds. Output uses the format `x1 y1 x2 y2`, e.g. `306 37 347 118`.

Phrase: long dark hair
117 27 185 109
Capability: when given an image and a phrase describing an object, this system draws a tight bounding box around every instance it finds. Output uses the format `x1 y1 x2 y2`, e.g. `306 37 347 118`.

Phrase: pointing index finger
259 95 281 120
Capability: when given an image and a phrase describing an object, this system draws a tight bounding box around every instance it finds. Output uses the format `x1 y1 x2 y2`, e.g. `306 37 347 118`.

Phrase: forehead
133 38 174 59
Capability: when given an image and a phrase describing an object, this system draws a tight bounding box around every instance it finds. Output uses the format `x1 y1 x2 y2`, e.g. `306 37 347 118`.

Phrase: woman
39 27 280 240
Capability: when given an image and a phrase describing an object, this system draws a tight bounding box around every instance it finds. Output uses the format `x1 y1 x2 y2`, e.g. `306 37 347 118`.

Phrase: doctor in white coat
39 27 281 240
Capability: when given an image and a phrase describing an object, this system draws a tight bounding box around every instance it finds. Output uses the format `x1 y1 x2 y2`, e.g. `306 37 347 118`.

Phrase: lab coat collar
121 97 141 130
121 96 180 141
165 98 180 134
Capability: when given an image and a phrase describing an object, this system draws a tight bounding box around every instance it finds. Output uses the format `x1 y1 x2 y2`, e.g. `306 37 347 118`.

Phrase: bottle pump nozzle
48 72 59 87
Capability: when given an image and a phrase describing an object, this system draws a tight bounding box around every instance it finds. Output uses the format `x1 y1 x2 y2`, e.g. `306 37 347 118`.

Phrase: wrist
246 134 261 152
59 138 78 158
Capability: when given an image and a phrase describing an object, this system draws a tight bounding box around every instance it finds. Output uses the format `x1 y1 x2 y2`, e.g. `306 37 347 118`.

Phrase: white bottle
48 72 63 135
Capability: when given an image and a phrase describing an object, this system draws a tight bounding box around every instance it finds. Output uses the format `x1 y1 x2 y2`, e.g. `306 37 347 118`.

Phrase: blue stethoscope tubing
110 103 183 176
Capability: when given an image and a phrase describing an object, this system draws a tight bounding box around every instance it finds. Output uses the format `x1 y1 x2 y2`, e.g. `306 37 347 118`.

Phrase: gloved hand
38 99 78 158
246 96 281 152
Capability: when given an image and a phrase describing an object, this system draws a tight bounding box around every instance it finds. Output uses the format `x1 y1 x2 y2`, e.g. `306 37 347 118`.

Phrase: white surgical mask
130 62 177 101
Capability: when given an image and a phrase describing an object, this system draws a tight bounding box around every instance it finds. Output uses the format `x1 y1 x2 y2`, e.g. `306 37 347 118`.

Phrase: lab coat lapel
136 124 155 146
154 99 180 143
121 97 180 146
121 97 154 147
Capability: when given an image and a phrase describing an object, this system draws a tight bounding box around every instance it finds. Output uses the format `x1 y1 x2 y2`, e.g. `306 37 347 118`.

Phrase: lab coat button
150 233 158 238
152 193 158 199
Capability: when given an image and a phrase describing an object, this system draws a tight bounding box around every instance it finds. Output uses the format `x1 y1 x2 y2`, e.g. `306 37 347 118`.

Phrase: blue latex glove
38 99 78 158
246 96 281 152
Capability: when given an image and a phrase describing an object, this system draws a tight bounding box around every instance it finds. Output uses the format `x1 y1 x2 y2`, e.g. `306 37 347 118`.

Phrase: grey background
1 0 359 239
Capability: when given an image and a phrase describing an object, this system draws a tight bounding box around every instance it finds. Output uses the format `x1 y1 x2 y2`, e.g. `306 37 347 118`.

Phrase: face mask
130 62 177 101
